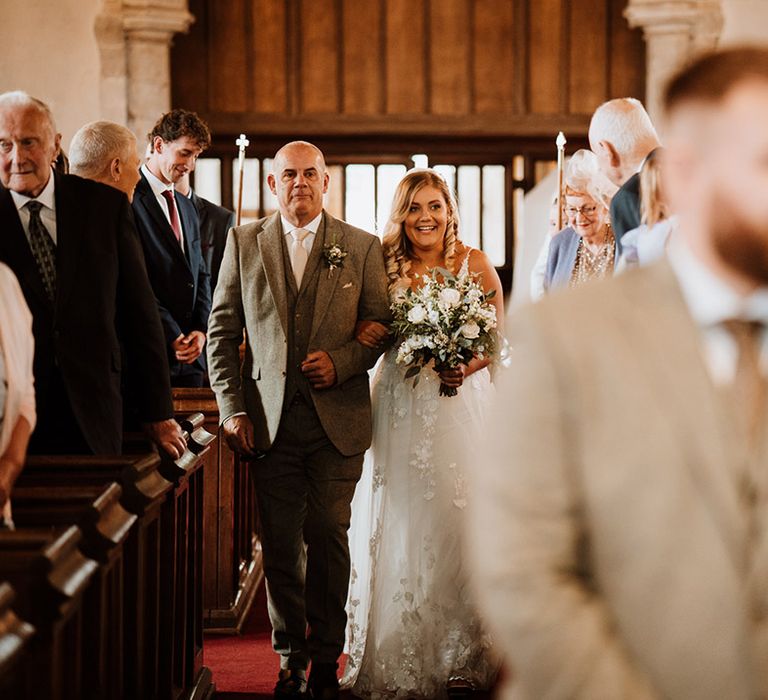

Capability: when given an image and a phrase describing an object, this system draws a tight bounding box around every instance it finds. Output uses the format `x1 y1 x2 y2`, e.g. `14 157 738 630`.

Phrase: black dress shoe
274 668 307 699
308 662 340 700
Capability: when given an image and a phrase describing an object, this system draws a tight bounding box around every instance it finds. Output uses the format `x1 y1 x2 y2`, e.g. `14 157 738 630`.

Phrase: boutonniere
322 237 348 278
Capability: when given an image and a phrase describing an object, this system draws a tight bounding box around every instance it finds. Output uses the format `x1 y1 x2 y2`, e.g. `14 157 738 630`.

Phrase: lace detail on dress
351 539 496 699
343 299 498 699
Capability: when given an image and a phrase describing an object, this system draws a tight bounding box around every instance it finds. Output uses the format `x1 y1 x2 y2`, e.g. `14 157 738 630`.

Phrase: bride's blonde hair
381 169 462 294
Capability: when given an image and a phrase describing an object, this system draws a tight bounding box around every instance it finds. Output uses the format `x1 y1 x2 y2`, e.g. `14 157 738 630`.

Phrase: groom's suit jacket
206 211 391 456
472 259 768 700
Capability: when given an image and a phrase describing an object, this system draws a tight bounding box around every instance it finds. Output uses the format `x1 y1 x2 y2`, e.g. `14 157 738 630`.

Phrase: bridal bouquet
391 266 498 397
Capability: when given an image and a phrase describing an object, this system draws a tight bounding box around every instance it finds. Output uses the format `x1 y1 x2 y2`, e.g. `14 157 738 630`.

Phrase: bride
343 169 503 699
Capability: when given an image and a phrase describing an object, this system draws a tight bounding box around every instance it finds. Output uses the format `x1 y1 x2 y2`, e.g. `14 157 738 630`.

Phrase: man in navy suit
133 110 212 387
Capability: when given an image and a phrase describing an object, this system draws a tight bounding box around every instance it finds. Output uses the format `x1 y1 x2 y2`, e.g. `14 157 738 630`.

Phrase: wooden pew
0 582 35 698
0 525 99 699
10 481 136 700
156 414 214 699
7 414 216 699
173 388 263 635
18 451 173 699
125 414 215 699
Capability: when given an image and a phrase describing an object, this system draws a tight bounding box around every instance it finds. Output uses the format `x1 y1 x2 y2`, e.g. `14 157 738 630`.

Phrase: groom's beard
712 193 768 286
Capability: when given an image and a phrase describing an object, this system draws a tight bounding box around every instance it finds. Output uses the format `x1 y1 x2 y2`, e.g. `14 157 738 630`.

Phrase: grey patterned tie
26 200 57 302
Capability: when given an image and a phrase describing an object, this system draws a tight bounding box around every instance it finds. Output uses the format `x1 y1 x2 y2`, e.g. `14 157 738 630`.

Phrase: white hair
0 90 57 135
564 149 618 209
69 121 137 179
588 97 659 159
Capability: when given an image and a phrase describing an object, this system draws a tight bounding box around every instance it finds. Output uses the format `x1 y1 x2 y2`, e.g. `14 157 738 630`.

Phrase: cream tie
290 228 310 287
724 319 766 449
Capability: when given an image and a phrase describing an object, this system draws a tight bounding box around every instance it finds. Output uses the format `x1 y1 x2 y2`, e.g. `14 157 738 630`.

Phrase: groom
206 141 390 699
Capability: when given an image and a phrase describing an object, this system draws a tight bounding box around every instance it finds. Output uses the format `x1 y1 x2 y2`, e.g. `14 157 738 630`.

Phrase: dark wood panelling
251 0 289 114
170 0 208 114
527 0 563 115
342 0 383 115
473 0 516 114
298 0 341 113
207 0 249 113
384 0 427 114
569 0 609 114
608 0 646 99
429 0 471 115
171 0 646 137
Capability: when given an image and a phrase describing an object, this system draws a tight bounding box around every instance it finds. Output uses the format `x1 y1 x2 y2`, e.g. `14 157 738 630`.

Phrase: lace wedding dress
342 307 498 698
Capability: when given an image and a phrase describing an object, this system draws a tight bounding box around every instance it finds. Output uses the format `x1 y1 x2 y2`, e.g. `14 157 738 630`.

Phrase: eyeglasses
565 204 599 218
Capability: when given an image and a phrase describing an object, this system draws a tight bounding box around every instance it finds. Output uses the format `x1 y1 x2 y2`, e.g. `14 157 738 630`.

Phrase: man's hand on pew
222 414 258 457
143 419 187 460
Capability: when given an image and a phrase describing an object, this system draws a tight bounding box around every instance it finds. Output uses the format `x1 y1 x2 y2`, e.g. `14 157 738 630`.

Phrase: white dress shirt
668 237 768 386
141 164 185 252
281 212 322 254
10 168 58 244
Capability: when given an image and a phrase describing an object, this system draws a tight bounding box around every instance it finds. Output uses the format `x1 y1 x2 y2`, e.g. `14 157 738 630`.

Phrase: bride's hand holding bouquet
390 265 498 397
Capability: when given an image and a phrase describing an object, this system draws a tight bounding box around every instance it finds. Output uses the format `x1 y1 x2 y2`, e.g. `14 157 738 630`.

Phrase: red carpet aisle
206 584 496 699
205 584 353 699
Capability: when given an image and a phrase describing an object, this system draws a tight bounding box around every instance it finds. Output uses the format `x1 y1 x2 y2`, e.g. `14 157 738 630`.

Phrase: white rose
439 288 461 308
466 288 482 303
407 305 427 323
461 321 481 339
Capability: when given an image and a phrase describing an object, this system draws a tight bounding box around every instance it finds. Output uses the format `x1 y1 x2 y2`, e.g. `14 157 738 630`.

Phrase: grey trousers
252 394 364 670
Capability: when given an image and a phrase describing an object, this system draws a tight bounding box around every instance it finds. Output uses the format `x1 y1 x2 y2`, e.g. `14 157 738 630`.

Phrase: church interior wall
0 0 102 146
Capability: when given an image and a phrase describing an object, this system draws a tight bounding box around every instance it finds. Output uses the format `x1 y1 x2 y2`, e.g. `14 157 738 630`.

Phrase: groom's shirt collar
280 212 323 238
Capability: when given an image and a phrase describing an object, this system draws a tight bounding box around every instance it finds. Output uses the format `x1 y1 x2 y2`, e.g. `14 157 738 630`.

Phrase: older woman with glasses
544 149 618 292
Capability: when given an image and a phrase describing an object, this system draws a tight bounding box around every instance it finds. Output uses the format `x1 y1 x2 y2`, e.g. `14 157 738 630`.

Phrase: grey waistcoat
282 223 325 408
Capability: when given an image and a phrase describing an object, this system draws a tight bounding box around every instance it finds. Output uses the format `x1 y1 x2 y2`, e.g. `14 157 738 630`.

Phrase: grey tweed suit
207 210 390 669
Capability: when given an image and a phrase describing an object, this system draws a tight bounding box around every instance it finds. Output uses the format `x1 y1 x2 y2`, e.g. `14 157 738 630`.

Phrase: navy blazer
132 173 212 377
189 189 235 297
0 174 174 453
544 226 621 293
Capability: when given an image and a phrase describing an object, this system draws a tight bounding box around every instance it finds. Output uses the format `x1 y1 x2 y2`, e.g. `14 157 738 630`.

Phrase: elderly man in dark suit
69 120 142 202
175 170 235 296
0 91 185 458
588 97 661 243
132 110 212 387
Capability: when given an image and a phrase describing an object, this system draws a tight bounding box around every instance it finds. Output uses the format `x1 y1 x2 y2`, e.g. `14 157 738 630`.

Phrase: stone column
94 0 193 141
625 0 724 122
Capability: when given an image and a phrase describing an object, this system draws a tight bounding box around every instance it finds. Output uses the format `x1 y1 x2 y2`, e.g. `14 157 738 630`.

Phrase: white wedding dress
342 293 498 698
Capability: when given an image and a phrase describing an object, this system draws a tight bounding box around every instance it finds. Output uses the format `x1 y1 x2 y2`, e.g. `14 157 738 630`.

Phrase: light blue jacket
544 227 620 292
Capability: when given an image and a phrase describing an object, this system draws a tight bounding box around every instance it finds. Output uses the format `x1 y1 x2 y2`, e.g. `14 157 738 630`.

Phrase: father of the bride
206 141 390 699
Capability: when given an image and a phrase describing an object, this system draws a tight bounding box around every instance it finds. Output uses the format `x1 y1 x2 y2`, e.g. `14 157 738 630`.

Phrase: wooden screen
171 0 645 138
